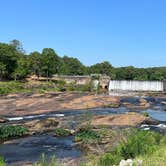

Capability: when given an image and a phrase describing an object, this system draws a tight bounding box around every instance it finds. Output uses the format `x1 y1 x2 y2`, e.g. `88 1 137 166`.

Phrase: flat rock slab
0 92 119 116
91 112 149 127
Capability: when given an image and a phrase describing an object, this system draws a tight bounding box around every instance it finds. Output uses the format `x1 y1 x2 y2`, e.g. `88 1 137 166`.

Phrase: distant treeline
0 40 166 81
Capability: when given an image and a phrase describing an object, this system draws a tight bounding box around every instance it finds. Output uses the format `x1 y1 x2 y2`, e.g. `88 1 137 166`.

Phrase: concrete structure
109 80 165 92
99 75 111 89
54 75 91 85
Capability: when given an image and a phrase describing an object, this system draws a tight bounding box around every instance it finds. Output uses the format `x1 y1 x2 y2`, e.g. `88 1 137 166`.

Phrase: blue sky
0 0 166 67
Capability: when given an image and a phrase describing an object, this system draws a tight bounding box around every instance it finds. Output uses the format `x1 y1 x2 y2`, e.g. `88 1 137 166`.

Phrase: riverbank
0 91 166 166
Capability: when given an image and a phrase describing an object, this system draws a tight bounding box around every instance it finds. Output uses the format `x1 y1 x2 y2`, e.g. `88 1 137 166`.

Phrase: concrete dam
109 80 166 92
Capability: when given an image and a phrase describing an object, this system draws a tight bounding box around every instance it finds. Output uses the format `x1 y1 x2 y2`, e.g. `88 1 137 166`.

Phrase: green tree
10 39 25 53
0 62 6 80
28 51 42 78
59 56 86 75
12 55 29 80
89 61 114 77
115 66 135 80
41 48 60 79
0 43 19 79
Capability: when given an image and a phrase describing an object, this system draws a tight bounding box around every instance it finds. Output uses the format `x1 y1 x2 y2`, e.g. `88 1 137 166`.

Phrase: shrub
115 130 162 159
81 130 165 166
54 128 70 137
0 81 25 95
56 80 66 92
66 82 92 92
0 156 5 166
75 127 100 144
0 125 28 141
142 112 149 117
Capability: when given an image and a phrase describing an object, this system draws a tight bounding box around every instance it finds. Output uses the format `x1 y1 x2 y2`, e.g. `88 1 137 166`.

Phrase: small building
99 75 111 89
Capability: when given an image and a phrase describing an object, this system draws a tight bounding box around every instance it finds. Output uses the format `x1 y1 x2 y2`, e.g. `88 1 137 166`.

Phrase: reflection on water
147 109 166 122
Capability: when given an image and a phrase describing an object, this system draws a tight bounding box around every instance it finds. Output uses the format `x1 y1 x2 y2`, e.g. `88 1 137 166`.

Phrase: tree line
0 40 165 81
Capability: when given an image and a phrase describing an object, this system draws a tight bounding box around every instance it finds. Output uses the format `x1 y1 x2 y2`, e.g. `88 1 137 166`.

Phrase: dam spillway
109 80 165 92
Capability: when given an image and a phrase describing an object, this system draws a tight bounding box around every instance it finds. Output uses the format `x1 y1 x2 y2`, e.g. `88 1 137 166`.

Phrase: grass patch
136 145 166 166
54 128 71 137
0 125 28 141
34 153 59 166
75 126 100 144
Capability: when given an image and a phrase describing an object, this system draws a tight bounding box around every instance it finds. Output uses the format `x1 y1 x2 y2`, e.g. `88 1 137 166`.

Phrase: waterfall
109 80 164 91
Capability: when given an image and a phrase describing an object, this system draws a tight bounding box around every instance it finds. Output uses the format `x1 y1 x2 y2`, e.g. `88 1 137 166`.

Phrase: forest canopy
0 40 165 81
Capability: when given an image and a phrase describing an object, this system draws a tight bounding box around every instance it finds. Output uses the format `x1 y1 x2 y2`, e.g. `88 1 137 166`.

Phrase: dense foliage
95 130 165 166
0 125 28 141
0 40 165 81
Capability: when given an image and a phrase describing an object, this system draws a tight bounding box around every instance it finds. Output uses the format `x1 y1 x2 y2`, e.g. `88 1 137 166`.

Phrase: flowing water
0 135 81 166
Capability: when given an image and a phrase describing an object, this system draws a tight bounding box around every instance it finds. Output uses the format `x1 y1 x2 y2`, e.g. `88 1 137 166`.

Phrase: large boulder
25 118 59 133
139 98 150 108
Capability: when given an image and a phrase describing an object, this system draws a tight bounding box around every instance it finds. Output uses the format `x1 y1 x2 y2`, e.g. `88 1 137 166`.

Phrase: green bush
0 87 10 95
66 82 92 92
142 112 149 117
0 81 25 95
84 130 165 166
75 127 100 144
54 128 70 137
0 125 28 141
0 156 5 166
116 130 162 159
56 80 66 92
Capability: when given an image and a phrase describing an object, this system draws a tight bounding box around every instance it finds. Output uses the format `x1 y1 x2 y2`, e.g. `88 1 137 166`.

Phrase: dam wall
109 80 165 92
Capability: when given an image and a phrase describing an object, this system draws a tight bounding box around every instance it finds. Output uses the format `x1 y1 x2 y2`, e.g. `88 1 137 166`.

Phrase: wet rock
139 98 150 108
122 101 150 109
103 103 120 108
142 118 159 125
25 118 59 133
161 101 166 105
91 112 148 127
0 117 8 123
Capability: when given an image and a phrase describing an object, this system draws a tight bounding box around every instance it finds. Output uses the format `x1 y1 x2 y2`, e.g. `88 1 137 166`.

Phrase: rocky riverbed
0 92 166 165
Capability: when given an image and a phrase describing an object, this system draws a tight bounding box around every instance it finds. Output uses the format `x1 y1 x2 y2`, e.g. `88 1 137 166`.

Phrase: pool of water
147 109 166 122
0 135 81 165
